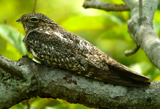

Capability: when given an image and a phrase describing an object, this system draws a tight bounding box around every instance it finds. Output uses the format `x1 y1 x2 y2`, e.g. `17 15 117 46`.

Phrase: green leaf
10 103 25 109
0 24 27 55
69 104 90 109
61 15 123 31
100 24 131 40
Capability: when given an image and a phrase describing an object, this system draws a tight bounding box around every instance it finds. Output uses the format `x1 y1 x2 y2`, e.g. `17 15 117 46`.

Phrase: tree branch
123 0 160 69
83 0 130 11
83 0 160 69
0 55 160 109
32 0 37 13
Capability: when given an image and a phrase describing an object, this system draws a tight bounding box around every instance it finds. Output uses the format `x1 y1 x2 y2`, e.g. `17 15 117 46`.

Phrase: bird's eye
30 17 39 22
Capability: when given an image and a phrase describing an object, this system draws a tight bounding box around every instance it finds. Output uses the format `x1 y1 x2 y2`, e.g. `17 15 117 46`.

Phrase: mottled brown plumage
16 13 150 87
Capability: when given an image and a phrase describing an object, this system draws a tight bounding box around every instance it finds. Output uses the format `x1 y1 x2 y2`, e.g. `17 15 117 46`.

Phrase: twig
125 44 140 56
32 0 37 13
4 19 7 24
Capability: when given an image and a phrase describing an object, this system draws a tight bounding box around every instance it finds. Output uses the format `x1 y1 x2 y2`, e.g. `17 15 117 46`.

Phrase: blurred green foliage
0 0 160 109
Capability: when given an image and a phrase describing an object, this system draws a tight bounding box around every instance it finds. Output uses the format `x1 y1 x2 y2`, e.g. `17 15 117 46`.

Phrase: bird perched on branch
16 13 150 87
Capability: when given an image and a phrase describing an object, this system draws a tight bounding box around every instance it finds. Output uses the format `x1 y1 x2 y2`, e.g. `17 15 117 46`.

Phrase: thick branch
0 55 160 109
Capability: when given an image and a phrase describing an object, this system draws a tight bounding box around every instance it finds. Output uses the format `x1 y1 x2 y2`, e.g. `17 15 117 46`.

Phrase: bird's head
16 13 55 33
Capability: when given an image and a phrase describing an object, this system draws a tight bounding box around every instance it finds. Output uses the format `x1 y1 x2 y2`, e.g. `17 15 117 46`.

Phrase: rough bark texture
0 55 160 109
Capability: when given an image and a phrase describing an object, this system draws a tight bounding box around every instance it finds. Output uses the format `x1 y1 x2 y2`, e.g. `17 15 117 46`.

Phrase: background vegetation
0 0 160 109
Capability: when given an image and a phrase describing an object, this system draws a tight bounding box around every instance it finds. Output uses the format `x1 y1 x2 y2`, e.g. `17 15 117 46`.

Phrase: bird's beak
16 19 21 22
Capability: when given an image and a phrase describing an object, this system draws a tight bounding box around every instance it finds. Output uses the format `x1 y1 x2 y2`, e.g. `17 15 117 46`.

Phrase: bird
16 13 150 87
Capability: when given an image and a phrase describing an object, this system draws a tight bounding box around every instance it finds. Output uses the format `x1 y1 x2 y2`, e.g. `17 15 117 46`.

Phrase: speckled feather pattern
17 13 150 87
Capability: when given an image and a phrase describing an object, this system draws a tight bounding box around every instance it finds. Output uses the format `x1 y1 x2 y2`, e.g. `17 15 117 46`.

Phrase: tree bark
0 55 160 109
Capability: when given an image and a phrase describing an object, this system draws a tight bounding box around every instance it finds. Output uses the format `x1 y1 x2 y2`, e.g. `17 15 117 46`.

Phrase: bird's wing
64 33 150 86
82 52 150 87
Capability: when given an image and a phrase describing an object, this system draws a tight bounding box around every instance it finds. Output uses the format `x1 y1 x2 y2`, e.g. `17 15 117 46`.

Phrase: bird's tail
78 64 150 87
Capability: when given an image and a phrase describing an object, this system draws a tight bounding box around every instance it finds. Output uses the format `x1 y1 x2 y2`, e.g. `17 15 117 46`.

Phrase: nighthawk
16 13 150 87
